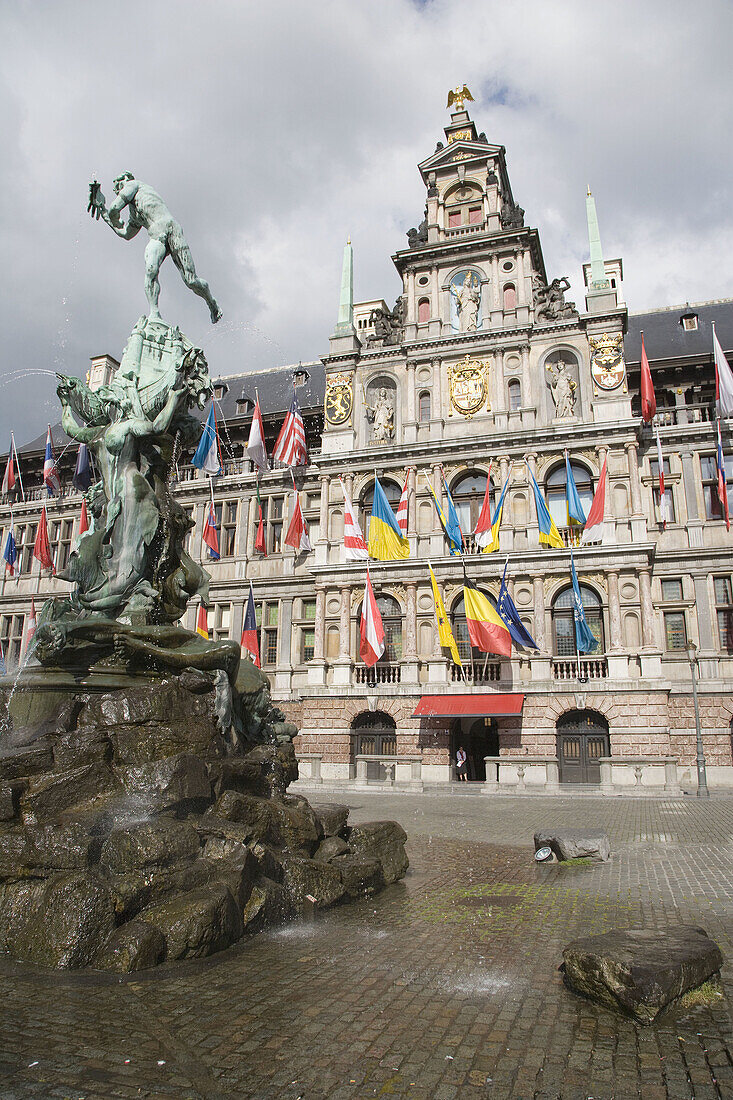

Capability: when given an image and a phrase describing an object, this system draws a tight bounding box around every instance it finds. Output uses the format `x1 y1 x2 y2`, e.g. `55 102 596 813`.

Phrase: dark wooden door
557 717 609 783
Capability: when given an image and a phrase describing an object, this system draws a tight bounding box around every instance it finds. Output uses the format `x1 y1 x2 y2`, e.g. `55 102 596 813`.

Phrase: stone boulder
313 836 350 862
0 880 46 950
139 883 243 961
534 828 610 862
0 743 54 781
563 926 724 1024
13 872 115 970
21 761 119 822
100 819 201 874
209 743 298 800
94 919 166 973
241 877 296 932
310 802 349 837
281 855 346 910
118 753 212 814
346 821 409 884
331 854 385 898
0 823 101 881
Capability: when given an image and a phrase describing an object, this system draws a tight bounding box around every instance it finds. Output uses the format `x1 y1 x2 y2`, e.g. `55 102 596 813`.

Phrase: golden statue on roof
447 85 474 111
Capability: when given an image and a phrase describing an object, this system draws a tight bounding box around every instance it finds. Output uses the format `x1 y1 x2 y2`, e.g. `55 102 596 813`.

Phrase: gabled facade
2 102 733 793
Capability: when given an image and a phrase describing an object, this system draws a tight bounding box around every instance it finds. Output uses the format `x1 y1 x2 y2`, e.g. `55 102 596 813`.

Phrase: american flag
273 393 307 467
396 471 410 535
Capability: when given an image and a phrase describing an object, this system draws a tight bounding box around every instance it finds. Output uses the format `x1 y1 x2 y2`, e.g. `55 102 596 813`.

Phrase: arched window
417 297 430 323
419 391 431 422
359 594 403 663
360 479 401 538
451 591 498 664
503 284 516 310
507 379 521 412
352 711 397 756
552 585 605 656
545 462 594 530
452 471 492 536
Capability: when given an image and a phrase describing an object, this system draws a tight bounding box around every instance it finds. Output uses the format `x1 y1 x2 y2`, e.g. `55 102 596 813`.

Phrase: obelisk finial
334 238 355 335
585 189 610 291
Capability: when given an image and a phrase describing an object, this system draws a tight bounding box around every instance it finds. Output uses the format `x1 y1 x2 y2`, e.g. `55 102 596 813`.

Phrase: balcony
656 403 714 427
355 665 401 685
556 525 582 548
450 662 501 683
552 657 608 680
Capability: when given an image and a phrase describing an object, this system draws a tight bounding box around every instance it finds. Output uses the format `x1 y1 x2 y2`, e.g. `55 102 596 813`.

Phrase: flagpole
12 433 25 502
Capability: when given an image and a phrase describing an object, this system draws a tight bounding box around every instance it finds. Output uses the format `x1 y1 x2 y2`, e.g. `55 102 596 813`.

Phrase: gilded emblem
589 333 626 391
448 355 490 418
447 129 472 144
325 373 353 426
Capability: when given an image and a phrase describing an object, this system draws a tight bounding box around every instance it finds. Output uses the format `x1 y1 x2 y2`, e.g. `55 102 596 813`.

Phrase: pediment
418 140 504 175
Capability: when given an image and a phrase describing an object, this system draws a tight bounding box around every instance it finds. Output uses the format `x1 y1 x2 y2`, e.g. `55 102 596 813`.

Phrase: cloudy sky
1 0 732 445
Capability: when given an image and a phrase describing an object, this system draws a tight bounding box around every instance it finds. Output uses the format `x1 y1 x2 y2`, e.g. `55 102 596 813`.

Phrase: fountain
0 174 407 972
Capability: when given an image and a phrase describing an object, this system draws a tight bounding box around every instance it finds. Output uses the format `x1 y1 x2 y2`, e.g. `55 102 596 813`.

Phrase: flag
359 569 385 667
441 471 464 554
368 477 410 561
571 551 598 653
247 394 268 474
284 488 311 553
192 404 222 476
462 571 511 657
3 526 17 577
33 505 54 571
640 331 656 423
717 418 730 531
254 483 267 556
428 564 461 666
340 479 368 561
273 392 307 467
481 476 510 554
565 452 586 526
527 462 563 548
0 641 6 676
43 427 61 497
496 560 538 650
655 424 668 527
425 475 461 555
396 472 409 535
79 498 89 536
72 443 92 492
713 322 733 418
24 598 37 654
473 463 493 548
241 582 261 667
196 601 209 639
202 499 220 560
581 455 608 545
1 445 15 500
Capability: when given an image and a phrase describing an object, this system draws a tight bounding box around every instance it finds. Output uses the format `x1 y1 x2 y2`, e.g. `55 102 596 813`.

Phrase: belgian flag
463 573 511 657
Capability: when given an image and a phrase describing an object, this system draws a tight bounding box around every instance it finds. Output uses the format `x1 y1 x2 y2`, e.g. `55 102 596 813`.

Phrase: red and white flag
254 489 267 556
33 505 54 572
474 462 493 549
2 444 15 500
79 499 89 535
284 488 311 553
43 427 61 497
247 394 268 474
340 479 368 561
713 322 733 418
396 471 410 535
580 455 608 545
640 332 656 424
273 393 307 467
716 418 730 531
655 424 668 527
24 598 37 654
359 568 385 668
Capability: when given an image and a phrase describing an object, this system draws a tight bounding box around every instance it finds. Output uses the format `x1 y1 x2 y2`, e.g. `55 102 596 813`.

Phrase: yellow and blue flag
481 477 510 554
526 462 564 549
441 471 464 554
571 550 599 653
425 475 462 555
565 452 586 526
497 559 538 649
368 477 410 561
428 564 462 666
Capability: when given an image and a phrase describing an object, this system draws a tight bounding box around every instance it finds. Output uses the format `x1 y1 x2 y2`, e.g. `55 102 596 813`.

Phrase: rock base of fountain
0 668 408 971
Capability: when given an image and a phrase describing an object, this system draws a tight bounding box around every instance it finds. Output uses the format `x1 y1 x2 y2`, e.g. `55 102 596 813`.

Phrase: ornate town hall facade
3 101 733 793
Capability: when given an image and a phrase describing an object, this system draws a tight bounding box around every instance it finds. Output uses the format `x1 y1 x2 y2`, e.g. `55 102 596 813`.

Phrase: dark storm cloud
1 0 732 444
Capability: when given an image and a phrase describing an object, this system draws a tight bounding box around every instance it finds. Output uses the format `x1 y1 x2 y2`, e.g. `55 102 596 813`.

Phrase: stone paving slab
1 793 733 1098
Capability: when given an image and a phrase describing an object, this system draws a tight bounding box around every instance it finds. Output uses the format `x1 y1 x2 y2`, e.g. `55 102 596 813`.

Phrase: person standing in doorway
456 745 468 782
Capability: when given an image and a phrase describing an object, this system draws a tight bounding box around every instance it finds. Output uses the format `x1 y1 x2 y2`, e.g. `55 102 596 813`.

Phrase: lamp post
686 641 709 798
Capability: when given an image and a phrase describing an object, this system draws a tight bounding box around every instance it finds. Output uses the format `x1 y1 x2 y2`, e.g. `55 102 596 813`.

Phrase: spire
334 238 355 335
585 189 610 290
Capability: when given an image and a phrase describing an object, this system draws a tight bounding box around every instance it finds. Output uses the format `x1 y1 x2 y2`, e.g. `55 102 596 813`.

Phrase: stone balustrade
482 755 560 794
598 757 681 795
355 755 423 790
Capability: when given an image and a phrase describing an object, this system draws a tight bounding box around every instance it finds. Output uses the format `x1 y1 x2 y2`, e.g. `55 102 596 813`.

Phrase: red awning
412 694 525 718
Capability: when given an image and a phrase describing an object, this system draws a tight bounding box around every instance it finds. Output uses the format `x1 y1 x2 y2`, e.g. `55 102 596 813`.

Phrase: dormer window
213 380 228 400
680 312 698 332
236 393 254 416
444 184 483 231
293 366 310 387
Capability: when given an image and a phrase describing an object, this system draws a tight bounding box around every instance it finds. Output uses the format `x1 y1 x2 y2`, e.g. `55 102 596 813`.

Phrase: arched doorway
451 717 499 781
352 711 397 781
557 710 609 784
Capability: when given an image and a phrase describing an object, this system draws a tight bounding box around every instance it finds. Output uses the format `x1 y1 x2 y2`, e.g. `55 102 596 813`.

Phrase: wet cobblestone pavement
3 791 733 1099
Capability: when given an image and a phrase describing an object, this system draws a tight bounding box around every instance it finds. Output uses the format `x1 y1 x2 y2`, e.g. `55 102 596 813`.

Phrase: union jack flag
273 393 307 467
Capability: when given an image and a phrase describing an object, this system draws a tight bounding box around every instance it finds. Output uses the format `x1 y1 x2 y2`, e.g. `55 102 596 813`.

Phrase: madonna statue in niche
450 271 482 332
364 384 395 442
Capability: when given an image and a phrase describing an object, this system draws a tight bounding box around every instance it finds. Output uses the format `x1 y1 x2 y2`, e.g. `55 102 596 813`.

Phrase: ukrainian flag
368 477 410 561
527 462 564 549
482 478 510 554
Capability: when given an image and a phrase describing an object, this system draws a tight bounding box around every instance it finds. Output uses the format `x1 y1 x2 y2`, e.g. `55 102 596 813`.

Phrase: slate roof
625 299 733 363
211 361 325 420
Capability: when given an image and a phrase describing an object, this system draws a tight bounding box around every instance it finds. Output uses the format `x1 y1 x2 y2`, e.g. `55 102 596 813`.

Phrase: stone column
275 597 293 693
490 254 500 310
625 441 643 514
407 466 417 534
498 455 513 551
692 574 716 653
639 569 656 648
607 571 622 651
403 582 419 684
526 452 540 548
427 577 449 683
681 450 703 548
532 575 551 681
246 495 257 558
432 463 443 533
332 585 353 686
406 362 416 426
307 584 327 686
315 474 330 565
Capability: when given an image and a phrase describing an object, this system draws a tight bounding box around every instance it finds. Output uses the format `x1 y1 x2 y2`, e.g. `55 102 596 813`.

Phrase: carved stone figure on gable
450 271 481 332
364 386 395 442
367 298 404 347
533 275 578 322
546 357 577 418
407 216 428 249
500 198 525 229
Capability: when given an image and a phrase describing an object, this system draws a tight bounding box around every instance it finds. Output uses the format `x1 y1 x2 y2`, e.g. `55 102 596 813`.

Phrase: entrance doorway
557 710 609 784
452 717 499 781
352 711 396 781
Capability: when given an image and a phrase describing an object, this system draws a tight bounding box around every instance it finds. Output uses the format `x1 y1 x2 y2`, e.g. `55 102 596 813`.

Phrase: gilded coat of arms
324 373 353 426
448 356 490 418
589 333 626 391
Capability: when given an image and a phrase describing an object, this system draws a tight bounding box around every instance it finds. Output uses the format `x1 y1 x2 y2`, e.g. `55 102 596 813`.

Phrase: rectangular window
53 518 74 573
701 454 733 520
266 496 284 554
302 599 317 621
301 628 315 663
22 524 37 573
0 613 25 668
222 501 238 557
259 601 279 666
664 611 687 651
649 459 676 523
661 578 683 601
213 603 231 642
448 209 461 227
468 206 482 224
714 576 733 653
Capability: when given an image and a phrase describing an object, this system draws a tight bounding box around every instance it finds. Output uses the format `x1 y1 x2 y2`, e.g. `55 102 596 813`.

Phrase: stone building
2 102 733 793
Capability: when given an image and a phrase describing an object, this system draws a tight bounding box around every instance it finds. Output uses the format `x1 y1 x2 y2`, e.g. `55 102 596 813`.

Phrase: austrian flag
284 488 311 553
359 569 385 668
396 472 410 535
340 478 368 561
